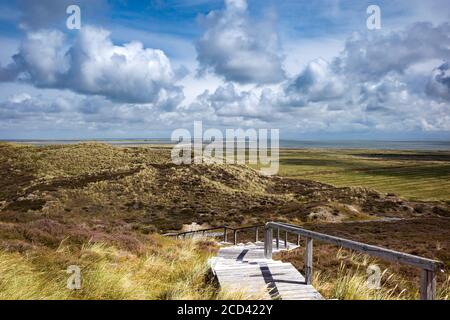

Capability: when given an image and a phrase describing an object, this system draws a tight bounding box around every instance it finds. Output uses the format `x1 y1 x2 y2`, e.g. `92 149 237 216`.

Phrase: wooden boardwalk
209 241 324 300
170 222 443 300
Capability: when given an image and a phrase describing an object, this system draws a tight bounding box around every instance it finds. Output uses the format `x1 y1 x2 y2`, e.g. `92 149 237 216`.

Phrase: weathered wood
276 228 280 249
264 227 273 259
212 241 323 300
267 222 443 271
284 231 288 249
169 224 265 242
304 237 313 285
173 222 443 300
176 226 228 237
420 269 436 300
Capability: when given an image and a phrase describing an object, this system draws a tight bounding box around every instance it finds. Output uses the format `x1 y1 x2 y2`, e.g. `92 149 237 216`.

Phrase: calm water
279 140 450 150
3 139 450 151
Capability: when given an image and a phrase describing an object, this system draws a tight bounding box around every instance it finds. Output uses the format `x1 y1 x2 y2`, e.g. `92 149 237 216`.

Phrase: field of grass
276 149 450 201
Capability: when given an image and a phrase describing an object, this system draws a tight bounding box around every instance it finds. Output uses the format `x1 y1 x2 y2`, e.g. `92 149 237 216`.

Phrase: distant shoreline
2 139 450 151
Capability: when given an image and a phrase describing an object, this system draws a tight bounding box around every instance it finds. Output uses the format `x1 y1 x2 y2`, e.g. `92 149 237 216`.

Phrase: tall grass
313 263 408 300
0 235 255 300
312 249 449 300
0 235 447 300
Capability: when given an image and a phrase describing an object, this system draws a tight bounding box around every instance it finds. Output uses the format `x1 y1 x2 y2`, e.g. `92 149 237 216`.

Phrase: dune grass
313 255 409 300
312 249 450 300
0 235 257 300
1 233 447 300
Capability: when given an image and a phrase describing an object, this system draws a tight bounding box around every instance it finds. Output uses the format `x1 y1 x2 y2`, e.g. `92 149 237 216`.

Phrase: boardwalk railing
165 224 264 245
264 222 445 300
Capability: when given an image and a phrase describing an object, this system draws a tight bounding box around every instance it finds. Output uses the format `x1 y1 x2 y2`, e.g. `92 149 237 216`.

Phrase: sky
0 0 449 140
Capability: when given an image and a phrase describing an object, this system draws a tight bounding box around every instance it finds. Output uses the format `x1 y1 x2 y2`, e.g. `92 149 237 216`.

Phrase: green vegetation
1 142 449 300
0 235 256 300
275 149 450 201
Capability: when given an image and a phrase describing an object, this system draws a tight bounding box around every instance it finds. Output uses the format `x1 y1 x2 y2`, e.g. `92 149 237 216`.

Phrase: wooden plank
215 270 298 276
278 289 322 295
215 269 303 278
214 265 295 272
282 295 323 300
212 241 323 300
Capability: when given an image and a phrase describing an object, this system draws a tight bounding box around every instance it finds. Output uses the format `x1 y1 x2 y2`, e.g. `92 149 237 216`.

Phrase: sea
2 139 450 151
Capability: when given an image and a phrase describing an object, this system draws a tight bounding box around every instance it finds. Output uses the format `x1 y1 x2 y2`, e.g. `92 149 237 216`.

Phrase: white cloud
187 22 450 133
1 4 450 138
0 91 70 122
3 26 184 107
194 83 275 119
334 22 450 81
196 0 285 84
287 58 346 103
15 29 70 84
427 62 450 101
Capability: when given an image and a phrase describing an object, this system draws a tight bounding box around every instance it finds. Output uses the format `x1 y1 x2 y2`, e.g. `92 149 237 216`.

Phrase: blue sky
0 0 449 140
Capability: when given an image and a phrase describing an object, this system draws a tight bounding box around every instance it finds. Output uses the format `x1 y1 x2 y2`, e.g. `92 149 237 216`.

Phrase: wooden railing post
255 227 259 243
233 230 237 245
276 228 280 249
284 231 288 248
297 234 300 246
420 269 436 300
304 237 313 285
223 226 228 242
264 226 273 259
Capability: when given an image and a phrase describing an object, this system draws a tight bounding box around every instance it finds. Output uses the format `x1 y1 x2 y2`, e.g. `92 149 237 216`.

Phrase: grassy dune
276 149 450 201
1 142 449 300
